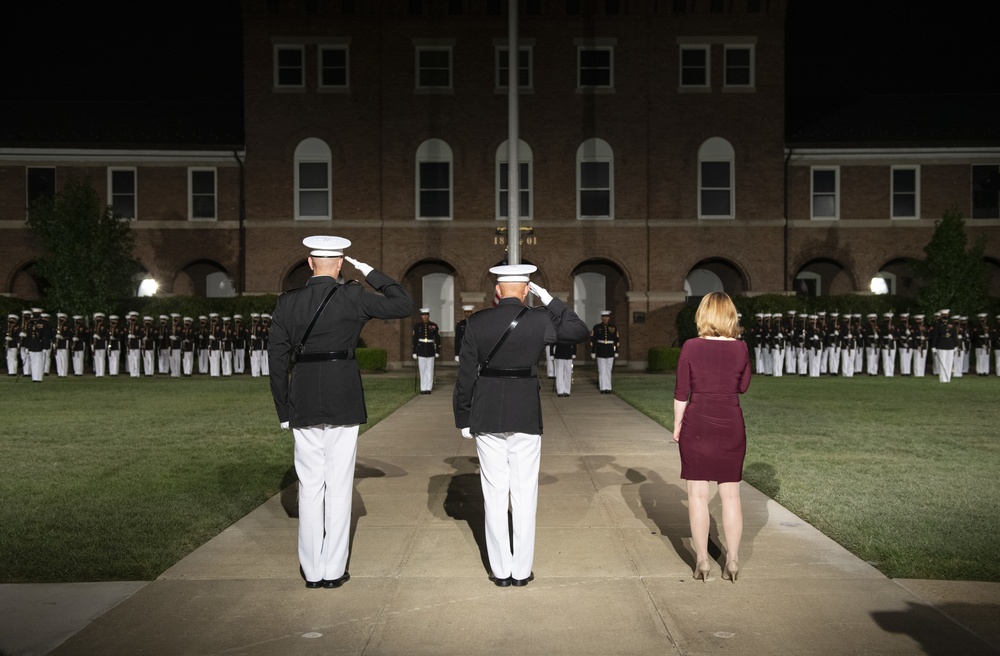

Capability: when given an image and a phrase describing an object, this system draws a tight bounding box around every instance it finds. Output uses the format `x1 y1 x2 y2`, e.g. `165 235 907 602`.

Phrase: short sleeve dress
673 337 752 483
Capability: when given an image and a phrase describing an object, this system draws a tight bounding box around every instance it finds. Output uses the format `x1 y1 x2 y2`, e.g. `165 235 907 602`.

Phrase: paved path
3 373 999 655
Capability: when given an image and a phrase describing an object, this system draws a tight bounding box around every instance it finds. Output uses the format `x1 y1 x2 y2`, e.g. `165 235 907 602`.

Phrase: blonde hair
695 292 740 338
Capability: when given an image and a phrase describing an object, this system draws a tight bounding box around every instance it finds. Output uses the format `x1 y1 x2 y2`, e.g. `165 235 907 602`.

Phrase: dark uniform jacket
454 318 468 357
412 320 440 357
26 316 53 352
590 322 619 358
268 269 414 428
453 296 588 435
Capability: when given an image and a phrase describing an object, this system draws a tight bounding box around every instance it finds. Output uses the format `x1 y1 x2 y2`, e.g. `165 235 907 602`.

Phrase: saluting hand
344 256 373 277
528 282 553 306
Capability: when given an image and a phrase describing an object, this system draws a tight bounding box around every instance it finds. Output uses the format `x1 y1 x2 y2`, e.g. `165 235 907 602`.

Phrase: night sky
1 0 997 139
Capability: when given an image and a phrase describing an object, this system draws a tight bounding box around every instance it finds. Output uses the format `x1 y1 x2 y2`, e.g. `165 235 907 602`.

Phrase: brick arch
792 257 858 297
682 256 750 296
5 259 44 300
172 259 235 297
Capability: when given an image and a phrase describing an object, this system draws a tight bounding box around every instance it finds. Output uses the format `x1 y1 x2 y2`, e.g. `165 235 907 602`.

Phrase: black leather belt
479 367 535 378
292 350 351 363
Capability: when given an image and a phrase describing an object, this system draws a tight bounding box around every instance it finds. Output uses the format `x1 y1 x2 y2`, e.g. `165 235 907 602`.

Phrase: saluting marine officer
268 236 414 589
590 310 620 393
412 308 440 393
453 264 588 587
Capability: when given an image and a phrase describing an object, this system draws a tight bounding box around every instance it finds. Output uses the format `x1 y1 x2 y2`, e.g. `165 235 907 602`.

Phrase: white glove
590 353 596 359
614 353 619 358
344 256 373 277
528 282 553 306
435 353 440 358
280 421 289 430
412 353 417 359
461 427 473 439
454 356 460 362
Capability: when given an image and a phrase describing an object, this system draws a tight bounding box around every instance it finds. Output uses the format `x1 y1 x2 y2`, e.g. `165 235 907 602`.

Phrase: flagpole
506 0 520 265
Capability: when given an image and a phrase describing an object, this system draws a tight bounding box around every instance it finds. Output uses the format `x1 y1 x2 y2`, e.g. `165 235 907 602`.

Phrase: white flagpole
506 0 520 265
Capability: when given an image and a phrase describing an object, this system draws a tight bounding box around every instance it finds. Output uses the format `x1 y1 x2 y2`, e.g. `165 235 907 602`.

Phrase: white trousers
221 351 233 376
293 424 358 583
865 347 879 375
936 349 954 383
128 350 141 377
29 351 44 381
953 349 963 378
995 350 1000 376
108 350 120 376
596 357 613 391
170 349 182 377
93 349 106 377
785 347 796 374
251 350 263 377
882 348 896 377
554 359 573 395
808 350 821 377
417 356 434 391
771 348 783 377
159 350 170 374
754 346 764 374
827 346 840 375
545 349 555 377
913 349 926 378
476 431 541 581
899 348 912 375
840 348 854 377
143 350 155 376
210 350 221 377
233 349 245 374
6 347 18 375
72 350 84 375
798 348 809 375
199 349 209 374
183 351 194 376
761 347 771 375
820 347 829 375
975 347 990 374
56 349 69 378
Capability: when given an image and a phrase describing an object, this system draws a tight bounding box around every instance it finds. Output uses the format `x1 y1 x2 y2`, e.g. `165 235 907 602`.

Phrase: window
891 166 919 219
680 45 710 88
416 46 452 90
416 139 453 220
573 272 606 328
26 167 55 207
972 164 1000 219
274 45 305 88
189 168 217 220
318 46 349 89
578 47 613 89
811 167 839 220
724 45 754 88
108 168 136 219
496 140 533 220
577 138 613 219
698 138 735 218
496 46 532 89
294 138 331 220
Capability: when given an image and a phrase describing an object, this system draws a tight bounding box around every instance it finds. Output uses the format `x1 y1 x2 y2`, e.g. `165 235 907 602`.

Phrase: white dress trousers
596 356 613 390
476 431 541 581
936 349 954 383
293 423 359 583
417 355 435 391
554 358 573 395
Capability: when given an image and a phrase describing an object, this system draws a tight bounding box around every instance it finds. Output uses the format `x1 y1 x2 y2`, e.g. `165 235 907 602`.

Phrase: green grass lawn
0 374 416 583
612 372 1000 582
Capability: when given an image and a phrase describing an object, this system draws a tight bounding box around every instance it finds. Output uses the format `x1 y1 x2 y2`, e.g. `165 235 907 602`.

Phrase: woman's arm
672 398 688 443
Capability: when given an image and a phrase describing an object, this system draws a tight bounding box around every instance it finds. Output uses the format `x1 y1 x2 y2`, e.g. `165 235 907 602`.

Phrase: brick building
2 0 998 368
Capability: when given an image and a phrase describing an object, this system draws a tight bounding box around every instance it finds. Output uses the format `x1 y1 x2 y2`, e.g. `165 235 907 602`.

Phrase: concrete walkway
3 372 999 655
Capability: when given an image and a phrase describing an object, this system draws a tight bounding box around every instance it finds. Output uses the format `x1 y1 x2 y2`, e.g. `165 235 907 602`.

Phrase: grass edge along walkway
611 372 1000 583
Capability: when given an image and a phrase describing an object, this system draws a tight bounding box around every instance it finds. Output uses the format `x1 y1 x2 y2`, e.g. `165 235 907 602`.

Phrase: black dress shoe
489 574 512 587
511 573 534 587
305 580 324 589
322 572 350 588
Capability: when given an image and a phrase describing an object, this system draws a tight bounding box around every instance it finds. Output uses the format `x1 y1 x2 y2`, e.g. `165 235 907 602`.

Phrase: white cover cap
303 235 351 257
489 263 537 282
461 305 474 311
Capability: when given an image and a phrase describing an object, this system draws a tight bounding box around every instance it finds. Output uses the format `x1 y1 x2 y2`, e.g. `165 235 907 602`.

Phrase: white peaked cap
419 307 431 313
601 310 611 316
462 305 474 311
490 263 537 282
303 235 351 257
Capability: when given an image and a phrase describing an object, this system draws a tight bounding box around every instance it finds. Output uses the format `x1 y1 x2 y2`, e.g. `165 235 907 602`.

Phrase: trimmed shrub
648 347 681 372
355 348 387 372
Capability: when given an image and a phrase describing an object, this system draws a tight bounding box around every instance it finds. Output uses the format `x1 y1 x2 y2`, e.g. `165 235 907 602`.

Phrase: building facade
2 0 998 368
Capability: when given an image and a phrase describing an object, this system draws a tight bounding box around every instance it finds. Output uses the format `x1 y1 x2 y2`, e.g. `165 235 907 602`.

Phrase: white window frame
810 166 840 220
496 140 533 221
317 44 350 91
415 44 453 91
576 138 614 220
495 44 533 91
108 167 137 220
188 167 217 221
577 45 614 90
723 44 755 89
294 138 332 220
679 44 710 90
273 44 306 90
891 165 920 219
416 139 453 221
697 137 735 219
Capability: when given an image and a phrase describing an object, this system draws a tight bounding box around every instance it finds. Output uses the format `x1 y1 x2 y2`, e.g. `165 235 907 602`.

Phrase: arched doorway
571 259 628 357
401 259 458 365
877 258 919 297
794 259 852 296
685 258 747 302
174 260 235 298
8 262 45 300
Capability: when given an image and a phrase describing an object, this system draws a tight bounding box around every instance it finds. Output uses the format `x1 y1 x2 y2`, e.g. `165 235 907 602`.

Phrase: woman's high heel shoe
694 559 711 582
722 560 739 583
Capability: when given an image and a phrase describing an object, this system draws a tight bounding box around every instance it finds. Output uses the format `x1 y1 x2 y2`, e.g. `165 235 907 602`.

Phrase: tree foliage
911 206 988 315
26 177 142 316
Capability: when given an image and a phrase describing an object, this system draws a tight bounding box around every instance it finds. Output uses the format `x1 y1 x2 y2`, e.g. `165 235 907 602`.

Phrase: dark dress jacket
453 296 588 435
268 270 414 428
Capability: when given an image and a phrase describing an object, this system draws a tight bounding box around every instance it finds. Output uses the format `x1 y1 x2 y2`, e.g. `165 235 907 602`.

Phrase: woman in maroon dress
673 292 751 582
